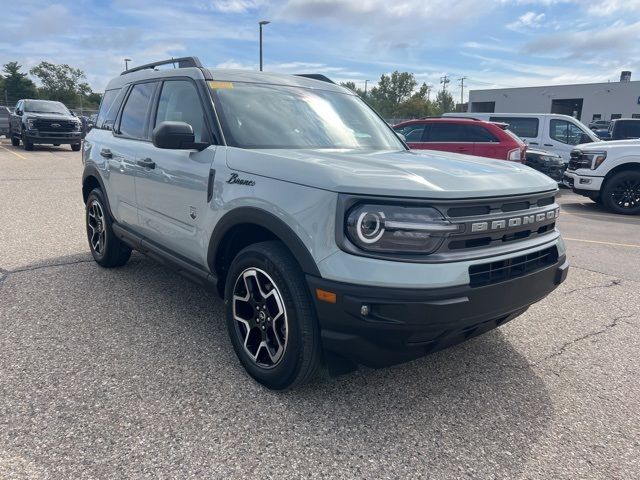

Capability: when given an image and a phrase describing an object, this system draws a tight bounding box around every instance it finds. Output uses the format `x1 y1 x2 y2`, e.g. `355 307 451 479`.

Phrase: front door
134 79 217 264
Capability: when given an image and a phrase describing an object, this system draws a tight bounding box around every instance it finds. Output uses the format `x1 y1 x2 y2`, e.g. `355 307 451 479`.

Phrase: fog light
360 304 370 316
579 178 592 185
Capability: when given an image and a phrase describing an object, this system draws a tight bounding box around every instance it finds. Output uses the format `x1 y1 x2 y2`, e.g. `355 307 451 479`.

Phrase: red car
393 117 526 162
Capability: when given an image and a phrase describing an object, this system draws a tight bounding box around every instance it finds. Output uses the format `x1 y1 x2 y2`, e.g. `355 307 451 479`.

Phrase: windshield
209 82 405 150
24 100 70 115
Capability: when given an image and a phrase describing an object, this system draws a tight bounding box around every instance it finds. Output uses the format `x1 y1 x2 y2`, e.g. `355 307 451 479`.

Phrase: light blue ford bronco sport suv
82 57 568 390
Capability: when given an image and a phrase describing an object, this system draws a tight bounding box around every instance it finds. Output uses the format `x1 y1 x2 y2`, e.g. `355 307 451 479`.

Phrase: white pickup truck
563 139 640 215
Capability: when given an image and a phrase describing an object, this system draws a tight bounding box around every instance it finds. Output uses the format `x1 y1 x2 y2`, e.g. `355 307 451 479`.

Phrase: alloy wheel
232 268 288 368
610 178 640 210
87 199 107 255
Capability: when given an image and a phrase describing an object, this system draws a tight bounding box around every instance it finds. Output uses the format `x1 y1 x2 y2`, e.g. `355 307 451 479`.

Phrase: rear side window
490 116 539 138
464 125 498 142
616 121 640 139
96 88 124 131
118 82 156 140
427 123 467 142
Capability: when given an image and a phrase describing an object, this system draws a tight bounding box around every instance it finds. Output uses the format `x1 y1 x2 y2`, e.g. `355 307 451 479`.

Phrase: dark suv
607 119 640 141
9 99 82 151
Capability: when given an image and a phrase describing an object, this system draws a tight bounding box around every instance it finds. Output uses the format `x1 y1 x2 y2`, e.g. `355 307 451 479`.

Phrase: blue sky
2 0 639 101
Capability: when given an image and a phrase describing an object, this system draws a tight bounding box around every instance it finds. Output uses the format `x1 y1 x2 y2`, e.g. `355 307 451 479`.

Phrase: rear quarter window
490 116 539 138
96 88 125 131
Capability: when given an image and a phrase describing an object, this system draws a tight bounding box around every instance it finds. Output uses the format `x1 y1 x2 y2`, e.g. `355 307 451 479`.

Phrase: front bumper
308 254 568 369
24 130 82 144
563 170 603 193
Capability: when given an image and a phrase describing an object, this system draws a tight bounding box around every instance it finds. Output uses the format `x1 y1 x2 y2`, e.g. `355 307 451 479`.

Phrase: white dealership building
468 72 640 124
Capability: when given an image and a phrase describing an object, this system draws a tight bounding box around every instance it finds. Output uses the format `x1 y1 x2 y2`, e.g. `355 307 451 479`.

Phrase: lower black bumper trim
308 256 568 369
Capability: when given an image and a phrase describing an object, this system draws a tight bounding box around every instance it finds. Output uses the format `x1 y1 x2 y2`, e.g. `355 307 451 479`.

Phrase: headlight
26 118 37 129
75 122 82 131
583 151 607 170
345 204 461 254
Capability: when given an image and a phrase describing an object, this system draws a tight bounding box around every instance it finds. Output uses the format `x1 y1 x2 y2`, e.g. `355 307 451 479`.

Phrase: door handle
529 142 539 145
136 158 156 169
100 148 112 158
543 144 553 147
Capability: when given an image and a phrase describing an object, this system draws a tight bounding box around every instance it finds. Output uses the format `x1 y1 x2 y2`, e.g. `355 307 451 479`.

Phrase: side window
490 117 539 138
118 82 156 140
617 121 640 138
464 125 498 142
592 114 601 121
155 80 208 143
550 120 585 145
96 88 124 131
428 123 466 142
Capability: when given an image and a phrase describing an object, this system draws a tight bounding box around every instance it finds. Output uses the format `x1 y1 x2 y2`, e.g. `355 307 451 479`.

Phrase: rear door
134 78 217 264
464 124 503 160
422 122 473 154
107 81 158 226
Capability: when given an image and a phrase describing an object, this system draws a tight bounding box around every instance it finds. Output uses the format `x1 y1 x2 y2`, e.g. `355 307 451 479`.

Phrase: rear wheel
86 188 132 267
53 143 60 147
224 241 321 390
602 171 640 215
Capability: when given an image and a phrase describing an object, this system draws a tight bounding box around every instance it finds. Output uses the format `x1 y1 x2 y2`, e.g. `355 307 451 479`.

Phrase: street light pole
259 21 270 71
124 58 131 71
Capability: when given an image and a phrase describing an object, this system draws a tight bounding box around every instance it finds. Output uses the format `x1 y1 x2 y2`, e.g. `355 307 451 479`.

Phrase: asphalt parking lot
1 142 639 479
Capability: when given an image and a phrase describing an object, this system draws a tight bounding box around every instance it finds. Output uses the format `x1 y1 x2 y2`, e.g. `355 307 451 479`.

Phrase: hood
578 139 640 150
226 148 557 199
24 112 77 121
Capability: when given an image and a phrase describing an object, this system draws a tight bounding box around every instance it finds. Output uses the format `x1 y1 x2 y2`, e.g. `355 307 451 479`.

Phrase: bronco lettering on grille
470 208 559 233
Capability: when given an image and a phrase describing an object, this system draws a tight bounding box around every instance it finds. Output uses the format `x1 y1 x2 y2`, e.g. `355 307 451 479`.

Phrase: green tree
368 71 417 117
0 62 37 105
29 61 100 110
340 81 366 97
434 89 455 115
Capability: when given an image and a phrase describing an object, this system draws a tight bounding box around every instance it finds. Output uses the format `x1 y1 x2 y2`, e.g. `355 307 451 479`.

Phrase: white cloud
507 11 545 30
210 0 268 13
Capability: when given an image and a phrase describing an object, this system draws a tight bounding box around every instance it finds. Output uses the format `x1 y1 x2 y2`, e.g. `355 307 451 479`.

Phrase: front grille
34 119 77 132
568 150 591 170
469 246 558 287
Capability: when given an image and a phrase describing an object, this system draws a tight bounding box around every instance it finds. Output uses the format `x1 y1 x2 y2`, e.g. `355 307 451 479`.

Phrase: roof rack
121 56 203 76
295 74 335 84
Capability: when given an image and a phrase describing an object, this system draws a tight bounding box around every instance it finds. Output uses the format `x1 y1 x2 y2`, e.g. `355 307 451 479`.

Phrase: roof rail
121 56 203 76
422 115 482 121
295 74 336 84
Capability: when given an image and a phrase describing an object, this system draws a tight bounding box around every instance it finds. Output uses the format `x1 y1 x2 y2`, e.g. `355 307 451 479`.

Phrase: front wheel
71 143 81 151
86 188 132 267
602 171 640 215
10 134 19 146
224 241 321 390
22 133 33 151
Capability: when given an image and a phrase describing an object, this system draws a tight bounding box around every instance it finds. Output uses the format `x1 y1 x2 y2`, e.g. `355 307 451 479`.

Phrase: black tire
85 188 132 267
22 132 33 151
71 143 81 151
53 143 60 147
10 134 19 146
224 241 321 390
601 171 640 215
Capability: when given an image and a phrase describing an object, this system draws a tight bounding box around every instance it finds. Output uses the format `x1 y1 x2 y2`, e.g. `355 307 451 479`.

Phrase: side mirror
579 133 593 144
152 121 208 151
397 132 407 142
15 109 22 116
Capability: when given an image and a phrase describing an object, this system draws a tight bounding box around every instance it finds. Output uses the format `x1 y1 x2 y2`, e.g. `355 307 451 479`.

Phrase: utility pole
440 75 450 94
259 20 271 71
458 76 467 109
364 80 369 97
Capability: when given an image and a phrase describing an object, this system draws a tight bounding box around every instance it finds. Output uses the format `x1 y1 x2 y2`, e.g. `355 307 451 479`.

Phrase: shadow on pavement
0 253 552 477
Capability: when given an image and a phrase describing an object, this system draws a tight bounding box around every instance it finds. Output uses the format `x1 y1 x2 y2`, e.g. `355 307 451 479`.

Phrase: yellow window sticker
208 81 234 89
